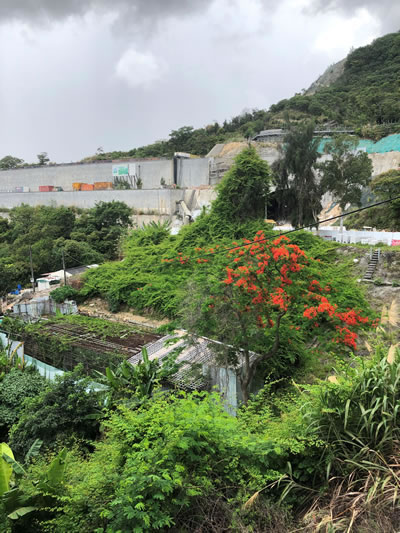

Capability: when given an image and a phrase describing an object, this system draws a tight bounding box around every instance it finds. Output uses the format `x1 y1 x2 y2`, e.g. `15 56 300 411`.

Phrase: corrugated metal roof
129 331 258 391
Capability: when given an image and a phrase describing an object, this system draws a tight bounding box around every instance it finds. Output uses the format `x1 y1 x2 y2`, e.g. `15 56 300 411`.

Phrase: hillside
85 31 400 161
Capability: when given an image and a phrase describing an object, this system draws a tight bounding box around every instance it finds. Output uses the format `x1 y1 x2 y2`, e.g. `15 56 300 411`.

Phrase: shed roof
129 330 258 390
41 264 99 278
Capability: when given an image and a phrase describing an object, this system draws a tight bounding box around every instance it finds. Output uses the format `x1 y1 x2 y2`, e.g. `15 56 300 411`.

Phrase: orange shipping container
93 181 113 190
81 183 94 191
72 182 82 191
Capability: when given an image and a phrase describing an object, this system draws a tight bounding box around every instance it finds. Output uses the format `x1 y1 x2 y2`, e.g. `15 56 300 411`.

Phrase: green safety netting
318 134 400 154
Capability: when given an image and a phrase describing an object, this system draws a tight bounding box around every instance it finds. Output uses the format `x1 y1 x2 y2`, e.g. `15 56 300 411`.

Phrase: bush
9 367 101 459
55 392 285 531
0 367 46 441
50 285 81 303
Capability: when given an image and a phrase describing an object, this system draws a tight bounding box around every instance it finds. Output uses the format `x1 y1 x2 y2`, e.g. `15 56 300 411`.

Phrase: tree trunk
239 313 284 405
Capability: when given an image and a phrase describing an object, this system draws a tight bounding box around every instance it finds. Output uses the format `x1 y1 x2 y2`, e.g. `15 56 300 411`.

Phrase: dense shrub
9 367 101 459
53 392 288 531
0 367 46 441
50 285 80 303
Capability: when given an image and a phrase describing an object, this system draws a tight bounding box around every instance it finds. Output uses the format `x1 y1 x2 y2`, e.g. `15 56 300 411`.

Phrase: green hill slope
86 31 400 161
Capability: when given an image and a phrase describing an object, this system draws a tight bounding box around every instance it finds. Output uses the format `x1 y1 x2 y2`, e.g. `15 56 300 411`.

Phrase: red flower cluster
303 297 370 349
335 326 358 350
198 230 373 350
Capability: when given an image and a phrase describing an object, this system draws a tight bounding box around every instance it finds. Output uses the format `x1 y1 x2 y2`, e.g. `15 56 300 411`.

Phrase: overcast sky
0 0 398 163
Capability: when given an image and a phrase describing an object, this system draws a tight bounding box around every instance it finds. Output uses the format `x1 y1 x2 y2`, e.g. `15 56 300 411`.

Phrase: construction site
1 133 400 215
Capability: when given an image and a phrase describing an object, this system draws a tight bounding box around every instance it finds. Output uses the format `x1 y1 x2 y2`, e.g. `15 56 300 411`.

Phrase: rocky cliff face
305 57 346 95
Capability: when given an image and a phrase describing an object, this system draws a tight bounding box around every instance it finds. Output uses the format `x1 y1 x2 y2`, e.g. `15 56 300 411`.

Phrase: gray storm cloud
0 0 214 24
309 0 400 33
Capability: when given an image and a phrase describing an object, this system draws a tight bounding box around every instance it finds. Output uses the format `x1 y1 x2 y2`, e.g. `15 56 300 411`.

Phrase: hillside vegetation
0 201 132 296
85 32 400 161
3 147 400 532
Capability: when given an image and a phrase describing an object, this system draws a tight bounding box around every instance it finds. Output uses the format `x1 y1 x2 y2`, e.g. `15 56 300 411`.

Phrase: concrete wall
13 297 78 318
0 161 112 192
177 158 210 187
256 144 281 166
0 157 212 192
183 188 217 212
0 189 186 214
137 159 174 188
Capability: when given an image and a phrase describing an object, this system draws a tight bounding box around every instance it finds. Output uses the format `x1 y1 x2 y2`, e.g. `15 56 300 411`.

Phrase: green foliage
94 347 181 408
54 392 283 531
371 169 400 201
0 442 14 496
9 367 101 459
304 349 400 466
0 258 26 297
0 155 24 170
352 169 400 230
1 316 126 374
1 443 68 531
0 368 46 442
211 145 271 222
50 285 80 303
272 121 321 227
0 201 132 292
181 230 373 403
0 343 397 531
280 348 400 530
319 135 373 210
346 203 400 231
36 152 49 165
81 183 370 336
52 313 140 338
113 176 132 189
71 200 132 260
80 213 273 317
0 337 26 377
272 32 400 127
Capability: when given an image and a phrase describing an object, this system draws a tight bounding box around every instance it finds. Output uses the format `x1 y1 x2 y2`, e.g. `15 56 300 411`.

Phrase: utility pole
29 246 35 293
61 249 68 286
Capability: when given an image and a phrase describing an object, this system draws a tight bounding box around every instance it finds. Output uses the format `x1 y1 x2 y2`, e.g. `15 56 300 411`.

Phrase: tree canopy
0 201 132 292
319 135 372 210
211 146 271 223
273 121 321 227
0 156 24 170
36 152 49 165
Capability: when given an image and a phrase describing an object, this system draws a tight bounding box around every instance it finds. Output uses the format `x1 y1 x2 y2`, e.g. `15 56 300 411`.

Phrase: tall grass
298 347 400 531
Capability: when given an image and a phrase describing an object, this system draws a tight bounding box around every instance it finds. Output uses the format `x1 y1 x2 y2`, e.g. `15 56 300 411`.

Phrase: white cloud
312 7 380 56
115 48 166 88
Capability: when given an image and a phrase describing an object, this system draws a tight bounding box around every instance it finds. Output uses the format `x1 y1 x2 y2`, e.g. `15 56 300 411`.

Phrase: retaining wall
0 161 112 192
137 159 174 188
177 158 210 187
0 158 210 192
0 189 186 214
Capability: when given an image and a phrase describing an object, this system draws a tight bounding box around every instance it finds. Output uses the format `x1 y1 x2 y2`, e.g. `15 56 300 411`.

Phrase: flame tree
181 231 373 403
